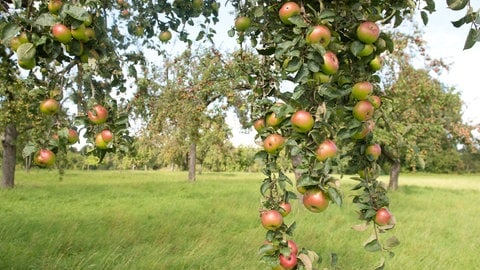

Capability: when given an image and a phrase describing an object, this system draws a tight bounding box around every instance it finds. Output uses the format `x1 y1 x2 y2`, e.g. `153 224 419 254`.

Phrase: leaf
1 23 21 42
298 253 313 270
258 243 276 256
420 11 429 25
374 257 386 270
284 57 302 72
351 223 369 232
286 221 296 236
330 253 338 267
451 16 466 28
34 14 57 27
447 0 469 10
63 4 91 22
293 64 310 83
22 143 37 159
364 235 382 252
385 236 401 249
463 28 478 50
16 43 36 61
288 15 308 27
260 180 272 196
327 187 342 206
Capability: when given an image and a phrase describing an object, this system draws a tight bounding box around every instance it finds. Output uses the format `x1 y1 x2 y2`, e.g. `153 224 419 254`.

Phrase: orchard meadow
0 170 479 269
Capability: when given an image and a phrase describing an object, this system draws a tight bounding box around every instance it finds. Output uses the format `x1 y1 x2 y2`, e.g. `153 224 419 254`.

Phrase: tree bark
188 142 196 182
1 124 18 189
388 161 400 191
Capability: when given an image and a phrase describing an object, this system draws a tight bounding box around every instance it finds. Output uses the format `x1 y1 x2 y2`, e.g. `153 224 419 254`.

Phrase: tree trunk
388 161 400 191
1 124 18 189
188 142 196 182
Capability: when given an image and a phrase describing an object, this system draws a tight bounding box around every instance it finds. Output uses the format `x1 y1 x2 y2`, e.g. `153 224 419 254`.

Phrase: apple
159 30 172 42
263 134 285 154
18 32 29 43
351 81 373 100
235 16 251 32
306 25 331 47
374 207 392 226
261 209 283 230
315 139 337 161
253 118 265 132
287 240 298 256
357 21 380 44
101 129 113 143
71 24 89 42
369 55 382 71
83 14 93 27
52 24 72 44
48 0 62 14
87 104 108 124
279 254 297 270
321 51 339 75
357 43 374 57
296 185 307 194
34 149 56 167
192 0 203 9
266 112 283 127
121 9 130 17
313 72 330 83
67 129 79 144
10 37 22 51
303 188 329 213
279 202 291 217
365 143 381 160
18 57 36 70
352 120 375 140
291 110 314 133
370 95 382 109
353 100 374 121
279 2 300 25
95 133 108 149
40 98 60 115
84 27 96 40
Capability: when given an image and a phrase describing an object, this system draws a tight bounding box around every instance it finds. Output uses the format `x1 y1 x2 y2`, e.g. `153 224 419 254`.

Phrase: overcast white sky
166 1 480 147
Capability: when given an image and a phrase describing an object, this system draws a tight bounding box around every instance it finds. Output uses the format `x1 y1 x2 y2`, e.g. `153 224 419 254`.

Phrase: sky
165 1 480 147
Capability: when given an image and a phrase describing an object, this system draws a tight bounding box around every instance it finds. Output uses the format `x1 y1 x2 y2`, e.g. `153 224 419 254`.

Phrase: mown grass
0 170 479 269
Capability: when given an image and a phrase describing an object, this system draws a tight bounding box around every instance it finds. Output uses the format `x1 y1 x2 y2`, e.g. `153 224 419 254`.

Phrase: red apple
352 100 374 121
279 2 300 25
253 118 266 132
87 104 108 124
303 188 329 213
100 129 113 143
235 16 251 31
291 110 314 133
374 207 392 226
52 24 72 44
48 0 62 13
39 98 60 115
279 253 297 270
279 202 292 217
306 25 331 47
287 240 298 256
67 129 79 144
321 51 339 75
357 21 380 44
261 210 283 230
351 81 373 100
370 95 382 109
95 133 108 149
315 139 337 161
34 149 56 167
266 112 283 127
365 143 381 160
263 134 285 154
159 30 172 42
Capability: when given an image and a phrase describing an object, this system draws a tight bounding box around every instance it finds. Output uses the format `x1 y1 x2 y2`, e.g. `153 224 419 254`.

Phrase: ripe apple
370 95 382 109
40 98 60 115
279 2 300 25
48 0 62 13
263 134 285 154
279 202 291 217
95 133 108 149
253 118 265 132
235 16 251 32
306 25 331 47
321 51 339 75
279 254 297 270
101 129 113 143
287 240 298 256
352 100 374 121
365 143 381 160
313 72 330 83
34 149 56 167
71 24 89 42
351 81 373 100
266 112 283 127
52 24 72 44
369 55 382 71
87 104 108 124
67 129 79 144
315 139 337 161
261 209 283 230
303 188 329 213
374 207 392 226
356 21 380 44
291 110 314 133
159 30 172 42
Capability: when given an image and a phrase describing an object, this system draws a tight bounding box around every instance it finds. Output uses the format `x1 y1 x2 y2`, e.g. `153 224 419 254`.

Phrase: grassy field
0 170 479 269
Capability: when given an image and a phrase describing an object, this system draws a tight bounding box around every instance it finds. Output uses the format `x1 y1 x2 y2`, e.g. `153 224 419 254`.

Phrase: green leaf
17 43 36 61
385 236 401 249
1 23 21 42
34 14 57 27
227 28 235 38
293 64 310 83
447 0 469 10
288 15 308 27
451 16 466 27
421 11 429 25
259 243 276 256
22 143 37 159
327 187 342 206
463 28 478 50
364 236 381 252
284 57 302 72
374 257 386 270
260 179 272 196
285 221 296 236
63 4 91 22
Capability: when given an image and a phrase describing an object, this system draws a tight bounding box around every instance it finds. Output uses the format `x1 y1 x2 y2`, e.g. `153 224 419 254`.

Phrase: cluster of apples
87 104 115 150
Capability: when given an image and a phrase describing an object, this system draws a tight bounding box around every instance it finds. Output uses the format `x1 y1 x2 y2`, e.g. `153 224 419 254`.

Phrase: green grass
1 170 479 269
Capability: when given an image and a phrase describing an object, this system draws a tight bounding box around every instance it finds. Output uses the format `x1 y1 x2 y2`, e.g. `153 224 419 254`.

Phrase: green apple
351 81 373 100
235 16 251 32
